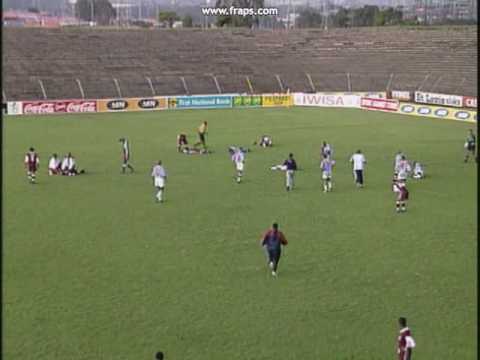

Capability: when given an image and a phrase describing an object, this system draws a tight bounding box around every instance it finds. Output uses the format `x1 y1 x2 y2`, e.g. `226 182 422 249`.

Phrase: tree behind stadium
215 0 264 28
75 0 116 26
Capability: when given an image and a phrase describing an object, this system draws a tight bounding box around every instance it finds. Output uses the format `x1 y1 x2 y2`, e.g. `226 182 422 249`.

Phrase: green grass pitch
3 107 477 360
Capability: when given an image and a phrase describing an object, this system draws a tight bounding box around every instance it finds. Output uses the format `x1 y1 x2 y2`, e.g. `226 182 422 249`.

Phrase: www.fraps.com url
201 7 279 17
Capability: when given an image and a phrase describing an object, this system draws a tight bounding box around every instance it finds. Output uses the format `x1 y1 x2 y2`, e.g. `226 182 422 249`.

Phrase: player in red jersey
24 147 39 183
397 317 416 360
393 176 409 213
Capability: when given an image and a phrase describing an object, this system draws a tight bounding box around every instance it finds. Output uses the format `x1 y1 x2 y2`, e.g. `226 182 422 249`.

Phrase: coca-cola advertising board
414 91 463 108
462 96 477 109
360 97 399 111
22 100 97 115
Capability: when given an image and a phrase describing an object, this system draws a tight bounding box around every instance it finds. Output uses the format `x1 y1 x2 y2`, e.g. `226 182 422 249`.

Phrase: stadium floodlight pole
90 0 94 24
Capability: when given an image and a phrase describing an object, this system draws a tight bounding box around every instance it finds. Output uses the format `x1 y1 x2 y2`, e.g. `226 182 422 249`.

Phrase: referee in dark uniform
260 223 288 277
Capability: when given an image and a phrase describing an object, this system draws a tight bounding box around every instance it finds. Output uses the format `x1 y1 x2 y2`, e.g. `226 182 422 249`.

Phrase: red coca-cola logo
23 102 56 114
463 97 477 108
66 101 96 113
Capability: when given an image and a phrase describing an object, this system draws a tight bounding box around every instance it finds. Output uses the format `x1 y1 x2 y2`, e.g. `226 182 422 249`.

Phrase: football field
3 107 477 360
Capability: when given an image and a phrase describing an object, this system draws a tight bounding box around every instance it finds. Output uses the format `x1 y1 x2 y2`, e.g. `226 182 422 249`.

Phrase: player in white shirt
394 151 404 173
321 141 333 159
320 155 335 192
349 150 366 188
151 160 167 203
48 153 61 175
61 154 70 175
231 148 245 183
396 156 411 181
61 153 83 176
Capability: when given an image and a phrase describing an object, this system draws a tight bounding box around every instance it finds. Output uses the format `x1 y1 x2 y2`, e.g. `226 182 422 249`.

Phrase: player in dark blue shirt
283 153 297 191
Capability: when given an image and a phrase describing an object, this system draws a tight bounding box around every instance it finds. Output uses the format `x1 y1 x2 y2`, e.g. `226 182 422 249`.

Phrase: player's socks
272 271 277 277
396 202 401 212
268 261 274 269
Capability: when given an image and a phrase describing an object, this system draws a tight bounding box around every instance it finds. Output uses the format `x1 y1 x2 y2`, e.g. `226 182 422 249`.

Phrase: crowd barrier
4 91 476 123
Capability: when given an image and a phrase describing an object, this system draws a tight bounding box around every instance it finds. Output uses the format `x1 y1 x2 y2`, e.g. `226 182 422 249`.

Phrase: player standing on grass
284 153 297 191
464 129 476 163
231 148 245 183
397 317 416 360
260 223 288 277
151 160 167 203
320 154 335 192
195 121 208 149
393 176 409 213
350 150 366 188
119 138 134 174
24 147 39 184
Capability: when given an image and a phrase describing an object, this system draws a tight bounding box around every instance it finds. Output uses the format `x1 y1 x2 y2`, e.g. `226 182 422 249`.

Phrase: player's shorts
154 177 165 188
322 171 331 180
397 189 409 201
236 162 244 171
354 170 363 184
467 142 476 151
27 164 37 173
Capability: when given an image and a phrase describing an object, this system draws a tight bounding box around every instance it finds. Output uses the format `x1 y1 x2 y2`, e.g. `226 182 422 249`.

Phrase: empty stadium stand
2 26 477 101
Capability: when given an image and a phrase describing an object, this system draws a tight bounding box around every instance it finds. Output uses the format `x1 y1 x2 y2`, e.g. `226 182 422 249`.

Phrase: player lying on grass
412 161 425 179
253 135 273 147
60 153 85 176
181 147 211 155
177 133 188 152
393 175 409 213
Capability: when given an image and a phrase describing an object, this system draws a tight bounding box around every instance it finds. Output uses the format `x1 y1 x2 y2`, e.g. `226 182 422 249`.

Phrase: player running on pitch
231 147 246 183
320 154 335 192
119 138 134 174
397 317 416 360
151 160 167 203
24 147 39 184
260 223 288 277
